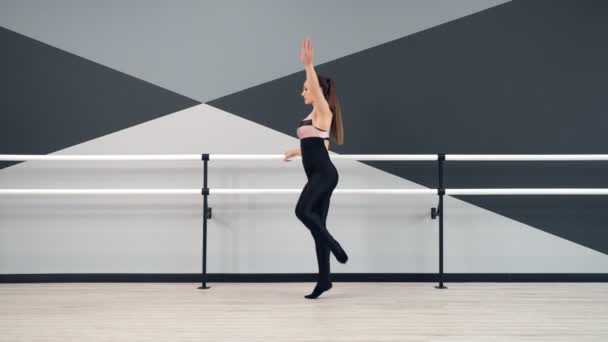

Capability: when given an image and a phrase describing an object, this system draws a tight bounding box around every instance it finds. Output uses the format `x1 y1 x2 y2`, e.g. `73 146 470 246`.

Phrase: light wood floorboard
1 283 607 341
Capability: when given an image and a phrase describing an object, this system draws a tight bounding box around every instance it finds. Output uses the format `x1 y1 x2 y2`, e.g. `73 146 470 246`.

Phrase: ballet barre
2 153 608 289
1 188 608 195
4 154 608 161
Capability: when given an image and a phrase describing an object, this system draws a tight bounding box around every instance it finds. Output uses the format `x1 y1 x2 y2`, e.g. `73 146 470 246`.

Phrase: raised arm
301 37 331 114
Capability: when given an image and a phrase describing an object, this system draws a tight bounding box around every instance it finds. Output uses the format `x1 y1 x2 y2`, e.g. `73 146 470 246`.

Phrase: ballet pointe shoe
304 281 333 299
330 241 348 264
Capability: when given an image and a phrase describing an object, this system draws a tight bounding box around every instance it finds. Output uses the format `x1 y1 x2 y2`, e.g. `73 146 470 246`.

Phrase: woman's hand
284 149 300 161
300 36 313 66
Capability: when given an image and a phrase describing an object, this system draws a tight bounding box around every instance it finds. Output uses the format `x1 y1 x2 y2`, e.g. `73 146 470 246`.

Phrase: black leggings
295 137 340 284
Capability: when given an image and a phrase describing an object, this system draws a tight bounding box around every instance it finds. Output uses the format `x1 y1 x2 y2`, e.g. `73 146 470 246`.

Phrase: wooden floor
1 282 607 341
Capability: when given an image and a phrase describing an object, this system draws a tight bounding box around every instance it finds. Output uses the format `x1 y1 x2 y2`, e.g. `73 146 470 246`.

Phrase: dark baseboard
1 273 607 283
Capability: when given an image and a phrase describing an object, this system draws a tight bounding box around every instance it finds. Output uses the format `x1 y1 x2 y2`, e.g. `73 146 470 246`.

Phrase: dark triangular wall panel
0 27 200 169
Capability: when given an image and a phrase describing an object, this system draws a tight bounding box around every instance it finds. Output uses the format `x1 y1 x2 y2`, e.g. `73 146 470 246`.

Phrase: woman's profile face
301 81 313 105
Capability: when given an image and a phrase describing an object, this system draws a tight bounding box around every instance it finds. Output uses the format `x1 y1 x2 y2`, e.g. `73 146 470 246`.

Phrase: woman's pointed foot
332 242 348 264
304 282 333 299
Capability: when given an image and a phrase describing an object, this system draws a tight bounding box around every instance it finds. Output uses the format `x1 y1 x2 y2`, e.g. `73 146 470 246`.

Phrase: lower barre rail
1 188 608 195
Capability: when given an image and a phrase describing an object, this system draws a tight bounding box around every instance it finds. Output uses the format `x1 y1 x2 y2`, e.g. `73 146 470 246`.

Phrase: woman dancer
284 37 348 299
